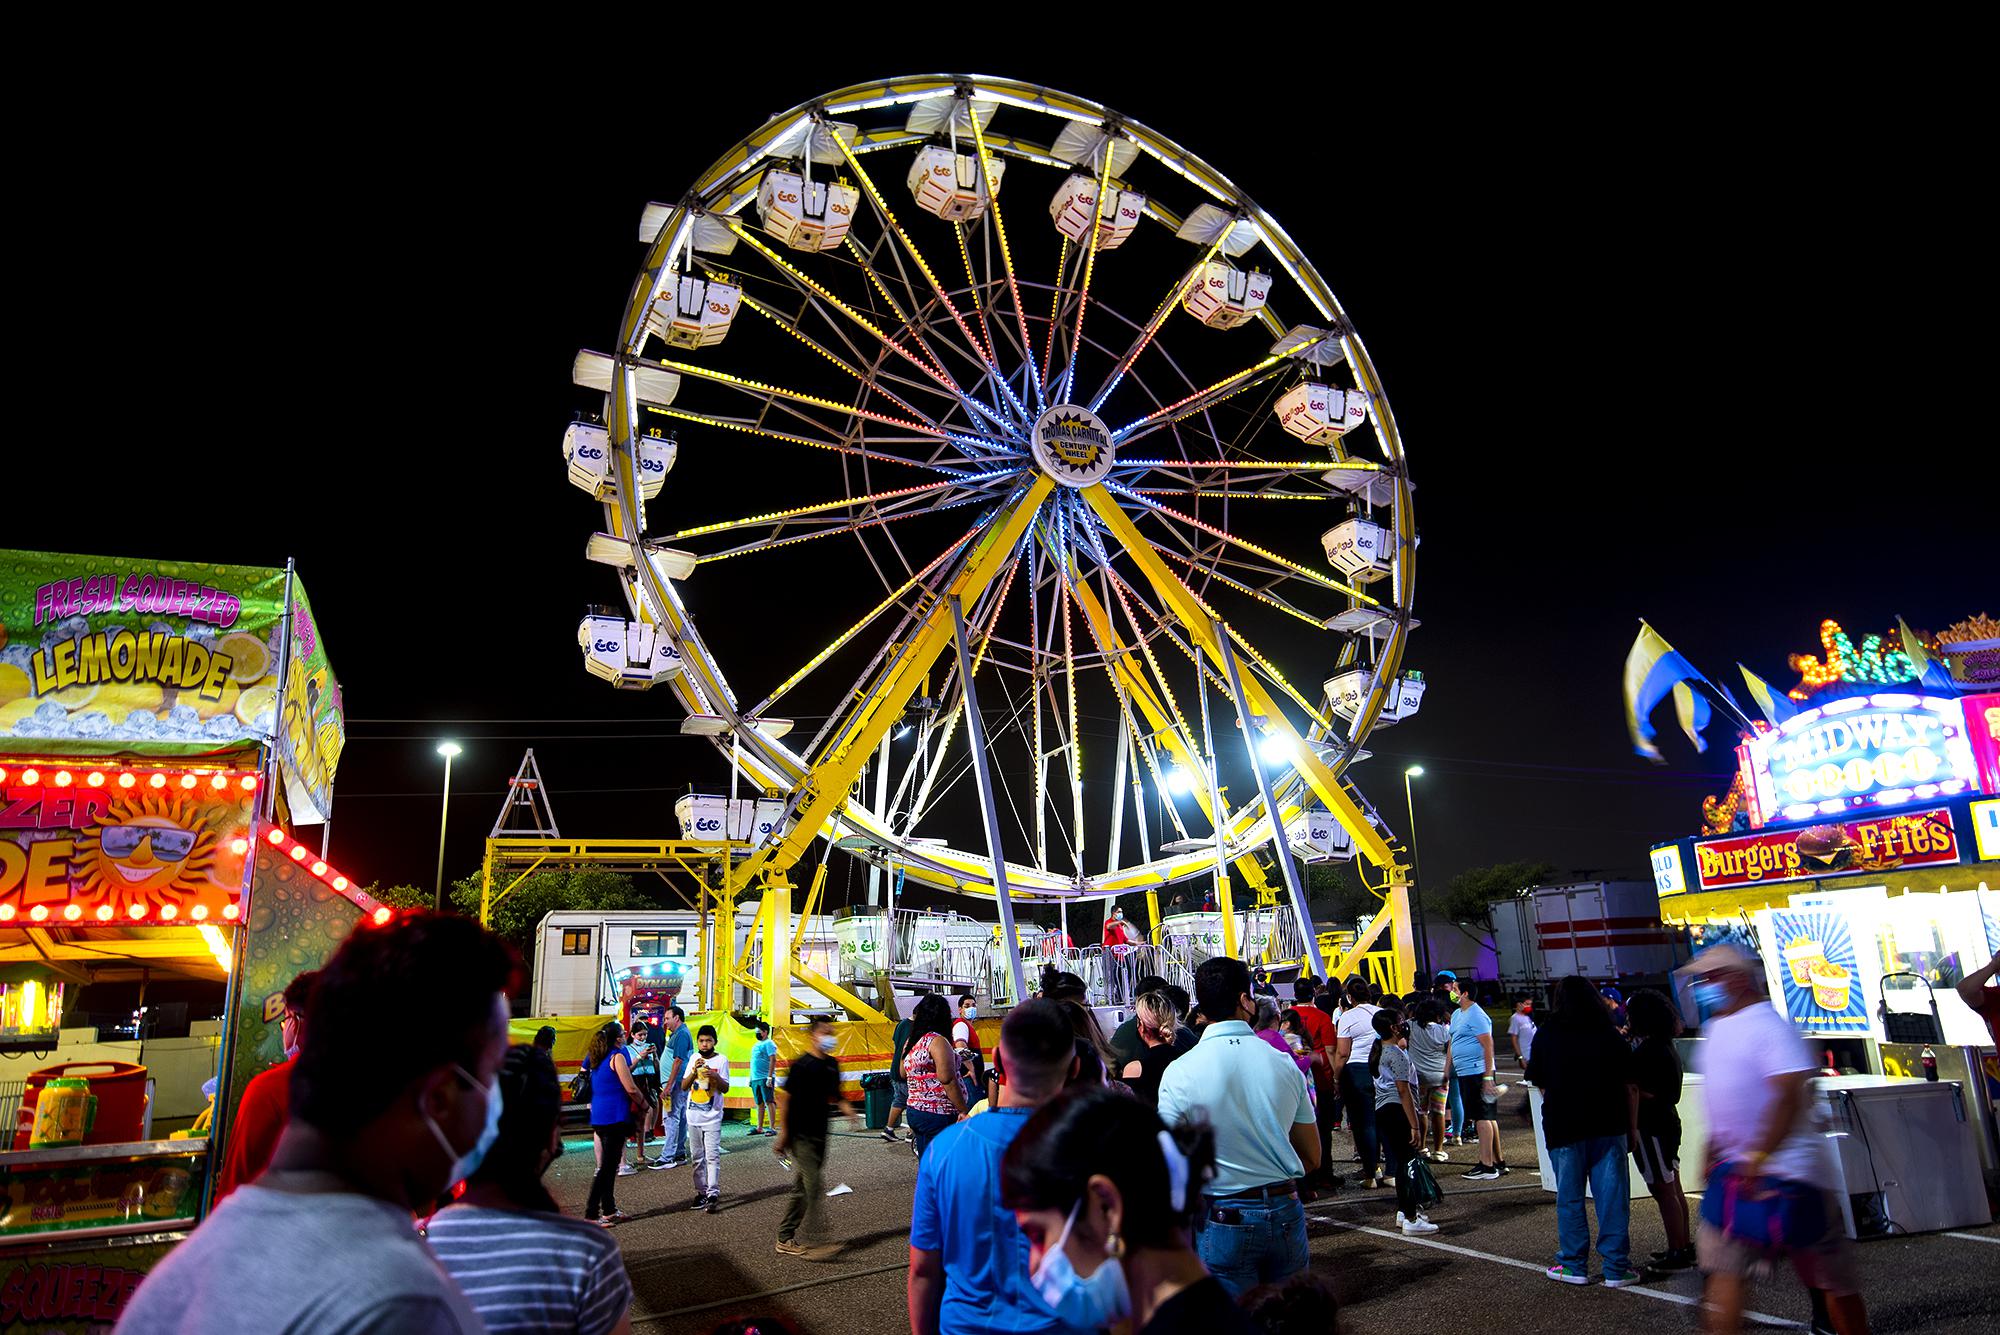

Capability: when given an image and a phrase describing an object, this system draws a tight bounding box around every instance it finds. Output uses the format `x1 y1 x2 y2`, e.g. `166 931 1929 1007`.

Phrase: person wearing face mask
1677 946 1866 1334
118 912 515 1334
1002 1087 1260 1335
1155 956 1319 1298
211 969 318 1201
774 1015 859 1259
426 1046 635 1335
1369 1008 1437 1235
908 1000 1085 1335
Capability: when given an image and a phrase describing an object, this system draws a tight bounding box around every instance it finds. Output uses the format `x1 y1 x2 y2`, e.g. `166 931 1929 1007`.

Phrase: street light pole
435 742 462 911
1403 765 1432 980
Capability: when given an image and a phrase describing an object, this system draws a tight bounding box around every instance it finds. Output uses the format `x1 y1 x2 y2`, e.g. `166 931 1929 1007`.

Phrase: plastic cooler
13 1061 150 1149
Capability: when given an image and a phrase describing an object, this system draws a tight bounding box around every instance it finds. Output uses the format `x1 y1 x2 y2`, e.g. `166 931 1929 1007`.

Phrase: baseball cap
1676 944 1759 980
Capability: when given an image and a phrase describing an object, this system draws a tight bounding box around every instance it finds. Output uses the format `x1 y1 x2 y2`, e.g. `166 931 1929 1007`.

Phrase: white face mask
1031 1199 1131 1327
424 1064 502 1193
817 1034 838 1053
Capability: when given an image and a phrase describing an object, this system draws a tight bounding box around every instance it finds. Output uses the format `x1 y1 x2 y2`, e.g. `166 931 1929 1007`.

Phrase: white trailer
528 908 843 1017
1491 880 1689 985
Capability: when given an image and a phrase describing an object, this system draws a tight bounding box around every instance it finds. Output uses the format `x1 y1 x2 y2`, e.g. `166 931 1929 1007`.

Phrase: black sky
13 42 1987 910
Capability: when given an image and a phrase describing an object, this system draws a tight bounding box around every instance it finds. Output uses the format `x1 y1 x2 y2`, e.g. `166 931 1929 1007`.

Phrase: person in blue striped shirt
428 1046 634 1335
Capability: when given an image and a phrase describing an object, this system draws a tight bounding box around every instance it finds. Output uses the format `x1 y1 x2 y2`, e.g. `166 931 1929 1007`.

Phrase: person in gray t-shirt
118 913 518 1334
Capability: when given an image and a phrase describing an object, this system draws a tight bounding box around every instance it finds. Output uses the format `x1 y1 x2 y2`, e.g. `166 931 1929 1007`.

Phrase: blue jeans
1339 1066 1379 1177
1548 1136 1631 1275
660 1084 690 1161
1446 1073 1471 1138
1196 1194 1309 1299
906 1107 955 1158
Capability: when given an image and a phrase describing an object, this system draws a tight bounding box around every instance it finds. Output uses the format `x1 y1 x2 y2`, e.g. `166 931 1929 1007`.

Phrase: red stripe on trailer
1537 916 1664 935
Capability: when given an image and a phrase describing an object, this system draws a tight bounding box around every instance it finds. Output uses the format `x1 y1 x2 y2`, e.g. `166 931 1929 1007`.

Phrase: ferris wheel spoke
755 529 977 720
1087 238 1226 414
651 353 998 466
733 291 957 436
647 406 1000 479
838 235 1019 442
952 222 1006 424
1149 545 1330 633
904 539 1023 831
829 123 1032 430
1110 362 1295 450
1105 481 1375 602
1063 557 1216 845
727 221 996 431
964 109 1046 414
1056 150 1116 403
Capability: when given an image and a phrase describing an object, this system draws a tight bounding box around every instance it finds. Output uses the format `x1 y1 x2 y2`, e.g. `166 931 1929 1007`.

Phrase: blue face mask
426 1064 503 1191
1031 1198 1130 1327
1692 981 1731 1023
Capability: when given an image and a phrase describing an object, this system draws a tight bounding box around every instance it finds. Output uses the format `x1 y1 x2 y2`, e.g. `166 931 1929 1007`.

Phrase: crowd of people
110 900 1976 1334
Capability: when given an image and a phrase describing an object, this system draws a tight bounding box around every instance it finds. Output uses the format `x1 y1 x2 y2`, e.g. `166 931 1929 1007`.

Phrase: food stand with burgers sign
0 549 385 1330
1635 615 2000 1206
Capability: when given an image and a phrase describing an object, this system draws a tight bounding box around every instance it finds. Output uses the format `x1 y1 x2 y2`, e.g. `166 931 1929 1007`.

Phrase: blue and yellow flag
1897 617 1957 693
1625 621 1715 762
1737 663 1799 728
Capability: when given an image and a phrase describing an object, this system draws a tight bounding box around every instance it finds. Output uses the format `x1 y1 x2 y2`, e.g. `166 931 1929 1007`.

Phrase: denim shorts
750 1078 775 1106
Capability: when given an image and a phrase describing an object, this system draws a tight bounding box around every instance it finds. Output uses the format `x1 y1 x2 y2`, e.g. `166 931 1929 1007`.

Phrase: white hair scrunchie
1157 1129 1192 1213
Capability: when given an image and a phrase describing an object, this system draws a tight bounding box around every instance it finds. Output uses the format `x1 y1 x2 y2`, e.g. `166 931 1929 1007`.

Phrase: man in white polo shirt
1157 955 1321 1298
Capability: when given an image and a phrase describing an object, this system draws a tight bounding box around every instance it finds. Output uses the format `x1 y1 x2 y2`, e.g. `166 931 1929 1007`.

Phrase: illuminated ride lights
1787 619 1917 701
562 76 1419 922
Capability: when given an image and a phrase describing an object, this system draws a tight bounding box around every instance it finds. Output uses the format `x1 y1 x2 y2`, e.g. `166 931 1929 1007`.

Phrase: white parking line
1309 1217 1801 1329
1944 1231 1999 1245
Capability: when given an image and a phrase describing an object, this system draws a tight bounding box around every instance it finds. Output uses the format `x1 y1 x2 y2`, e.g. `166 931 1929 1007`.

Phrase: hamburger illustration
1794 824 1859 870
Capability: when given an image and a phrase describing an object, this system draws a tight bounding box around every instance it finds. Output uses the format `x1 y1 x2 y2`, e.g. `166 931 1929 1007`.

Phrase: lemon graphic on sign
0 663 31 705
46 681 101 712
0 697 41 732
219 633 271 684
235 680 278 728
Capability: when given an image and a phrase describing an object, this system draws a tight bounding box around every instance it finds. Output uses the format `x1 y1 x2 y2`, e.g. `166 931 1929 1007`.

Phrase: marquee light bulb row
2 899 235 924
0 764 259 795
261 826 393 926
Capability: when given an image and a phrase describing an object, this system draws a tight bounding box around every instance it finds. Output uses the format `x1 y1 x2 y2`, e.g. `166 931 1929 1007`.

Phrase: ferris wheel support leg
1216 627 1331 984
1383 881 1417 996
761 872 792 1026
951 596 1030 1007
1077 484 1396 870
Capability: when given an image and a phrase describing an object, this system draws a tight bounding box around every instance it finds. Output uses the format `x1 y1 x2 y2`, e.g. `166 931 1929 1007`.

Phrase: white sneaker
616 1163 637 1177
1398 1212 1440 1235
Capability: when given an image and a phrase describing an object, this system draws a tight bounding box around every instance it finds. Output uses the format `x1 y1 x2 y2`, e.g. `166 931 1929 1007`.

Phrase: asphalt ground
540 1079 2000 1335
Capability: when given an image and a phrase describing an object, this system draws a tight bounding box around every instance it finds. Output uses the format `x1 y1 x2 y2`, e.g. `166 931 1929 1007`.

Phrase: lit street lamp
1403 765 1432 979
435 742 462 911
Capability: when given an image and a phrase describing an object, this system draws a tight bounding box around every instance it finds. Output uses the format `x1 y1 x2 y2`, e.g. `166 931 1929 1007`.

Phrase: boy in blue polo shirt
908 1001 1088 1335
749 1022 778 1135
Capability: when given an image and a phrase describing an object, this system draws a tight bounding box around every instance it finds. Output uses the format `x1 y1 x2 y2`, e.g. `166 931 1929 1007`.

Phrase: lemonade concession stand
0 549 382 1330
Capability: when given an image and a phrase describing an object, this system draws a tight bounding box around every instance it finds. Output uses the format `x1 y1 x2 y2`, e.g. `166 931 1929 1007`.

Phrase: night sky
15 49 1985 914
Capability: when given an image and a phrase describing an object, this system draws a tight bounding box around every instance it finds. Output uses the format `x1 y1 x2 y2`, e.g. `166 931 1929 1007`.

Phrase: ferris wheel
566 76 1421 981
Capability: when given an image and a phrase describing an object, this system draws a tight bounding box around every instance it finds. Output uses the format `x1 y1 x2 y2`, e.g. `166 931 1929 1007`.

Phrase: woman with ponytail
1001 1087 1259 1334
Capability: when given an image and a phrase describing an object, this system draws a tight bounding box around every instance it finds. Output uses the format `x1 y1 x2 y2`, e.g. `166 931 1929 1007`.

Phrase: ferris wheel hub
1029 404 1115 487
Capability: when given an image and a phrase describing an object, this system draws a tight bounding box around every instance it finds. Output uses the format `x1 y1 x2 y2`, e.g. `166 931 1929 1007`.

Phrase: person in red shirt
1289 978 1342 1182
212 970 318 1200
1956 949 2000 1045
